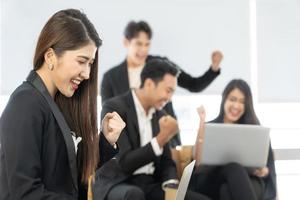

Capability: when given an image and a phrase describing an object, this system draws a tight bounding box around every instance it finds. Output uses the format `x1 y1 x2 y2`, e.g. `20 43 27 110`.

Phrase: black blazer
100 55 220 147
96 91 177 199
0 71 117 200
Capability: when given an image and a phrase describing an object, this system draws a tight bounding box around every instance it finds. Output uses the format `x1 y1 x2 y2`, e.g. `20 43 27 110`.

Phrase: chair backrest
88 175 94 200
170 145 193 179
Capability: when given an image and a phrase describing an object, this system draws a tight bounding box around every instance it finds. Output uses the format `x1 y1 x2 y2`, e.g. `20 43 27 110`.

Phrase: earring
48 64 54 71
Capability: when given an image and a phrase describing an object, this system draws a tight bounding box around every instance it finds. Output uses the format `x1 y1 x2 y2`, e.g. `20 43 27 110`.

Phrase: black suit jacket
0 71 116 200
100 55 220 147
96 91 177 199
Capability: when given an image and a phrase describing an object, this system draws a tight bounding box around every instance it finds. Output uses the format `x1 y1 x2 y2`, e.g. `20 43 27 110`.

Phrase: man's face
146 74 177 110
124 31 151 67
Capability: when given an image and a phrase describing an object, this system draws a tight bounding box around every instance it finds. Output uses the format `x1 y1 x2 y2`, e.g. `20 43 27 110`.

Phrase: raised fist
101 111 126 146
211 50 223 71
156 115 179 147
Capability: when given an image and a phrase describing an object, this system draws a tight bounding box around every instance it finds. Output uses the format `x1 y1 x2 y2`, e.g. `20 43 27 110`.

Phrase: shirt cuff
151 137 163 156
162 179 180 190
209 66 221 74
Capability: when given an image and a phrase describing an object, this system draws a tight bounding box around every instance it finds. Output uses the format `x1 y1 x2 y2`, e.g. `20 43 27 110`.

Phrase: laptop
200 123 270 168
175 160 195 200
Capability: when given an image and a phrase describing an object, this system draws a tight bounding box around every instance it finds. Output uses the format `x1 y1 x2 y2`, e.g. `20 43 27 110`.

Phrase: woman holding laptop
190 79 277 200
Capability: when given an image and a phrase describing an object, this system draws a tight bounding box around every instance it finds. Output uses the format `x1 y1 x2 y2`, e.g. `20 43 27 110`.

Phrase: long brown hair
33 9 102 184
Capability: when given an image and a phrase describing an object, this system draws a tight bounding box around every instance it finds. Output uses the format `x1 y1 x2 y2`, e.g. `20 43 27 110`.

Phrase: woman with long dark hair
190 79 277 200
0 9 125 199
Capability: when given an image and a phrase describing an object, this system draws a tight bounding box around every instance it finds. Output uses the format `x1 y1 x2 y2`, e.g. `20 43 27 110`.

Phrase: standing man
101 20 223 147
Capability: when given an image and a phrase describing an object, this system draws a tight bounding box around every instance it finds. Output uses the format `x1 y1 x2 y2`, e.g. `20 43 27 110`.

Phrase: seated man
101 59 180 200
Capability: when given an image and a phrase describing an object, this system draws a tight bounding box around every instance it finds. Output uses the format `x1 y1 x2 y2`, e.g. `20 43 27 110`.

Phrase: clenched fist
156 115 179 148
197 105 206 123
101 112 126 146
211 50 223 72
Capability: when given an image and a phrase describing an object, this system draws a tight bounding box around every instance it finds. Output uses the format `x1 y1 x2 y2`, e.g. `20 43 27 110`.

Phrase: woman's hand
101 112 126 146
253 167 269 177
197 105 206 124
195 105 206 167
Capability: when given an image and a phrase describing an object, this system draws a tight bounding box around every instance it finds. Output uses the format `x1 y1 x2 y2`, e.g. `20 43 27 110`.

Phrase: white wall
257 0 300 102
1 0 250 96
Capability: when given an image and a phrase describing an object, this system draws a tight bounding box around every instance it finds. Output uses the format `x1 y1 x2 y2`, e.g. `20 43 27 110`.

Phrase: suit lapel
151 112 160 137
26 70 78 191
118 60 130 93
125 91 141 148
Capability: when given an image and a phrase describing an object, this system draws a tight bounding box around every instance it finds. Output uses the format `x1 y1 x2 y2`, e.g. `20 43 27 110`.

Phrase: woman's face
223 88 245 123
51 42 97 97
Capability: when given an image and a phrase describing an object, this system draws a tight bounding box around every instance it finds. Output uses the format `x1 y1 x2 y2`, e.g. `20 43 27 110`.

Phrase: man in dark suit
100 59 180 200
101 20 223 147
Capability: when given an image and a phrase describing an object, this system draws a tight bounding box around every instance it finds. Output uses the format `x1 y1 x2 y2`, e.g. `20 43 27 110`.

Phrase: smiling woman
37 43 97 98
0 9 125 200
190 79 277 200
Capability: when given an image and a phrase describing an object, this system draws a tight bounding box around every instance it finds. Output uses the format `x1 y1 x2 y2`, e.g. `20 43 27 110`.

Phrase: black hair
124 20 152 40
140 58 179 88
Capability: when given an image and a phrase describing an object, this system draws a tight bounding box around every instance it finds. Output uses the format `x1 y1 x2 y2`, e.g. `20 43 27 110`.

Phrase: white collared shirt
128 65 144 89
70 131 82 154
131 90 163 175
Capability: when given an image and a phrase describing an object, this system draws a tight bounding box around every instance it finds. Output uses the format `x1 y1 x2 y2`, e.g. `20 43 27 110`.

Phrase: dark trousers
106 174 210 200
185 190 211 200
106 174 163 200
189 163 264 200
